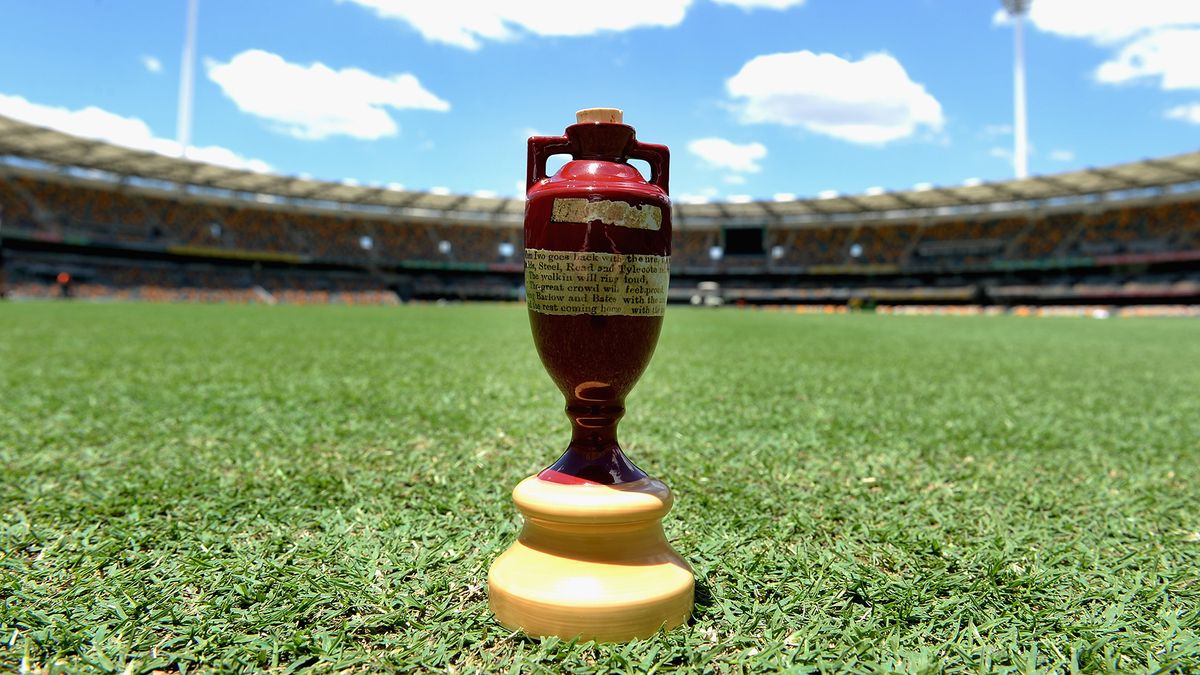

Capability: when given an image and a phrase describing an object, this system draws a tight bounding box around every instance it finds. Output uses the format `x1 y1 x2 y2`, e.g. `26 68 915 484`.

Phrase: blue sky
0 0 1197 202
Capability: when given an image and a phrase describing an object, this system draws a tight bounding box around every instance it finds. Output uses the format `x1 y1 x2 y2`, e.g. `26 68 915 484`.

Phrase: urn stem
537 403 647 484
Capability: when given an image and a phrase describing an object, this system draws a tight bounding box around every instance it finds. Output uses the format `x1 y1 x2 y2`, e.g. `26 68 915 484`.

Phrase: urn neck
567 401 624 447
538 402 648 485
565 122 636 162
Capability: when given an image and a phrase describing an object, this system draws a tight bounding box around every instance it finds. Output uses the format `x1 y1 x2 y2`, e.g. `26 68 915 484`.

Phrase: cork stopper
576 108 624 124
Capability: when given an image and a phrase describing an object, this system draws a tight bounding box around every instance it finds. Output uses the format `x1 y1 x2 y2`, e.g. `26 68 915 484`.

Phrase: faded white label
551 198 662 231
525 248 669 316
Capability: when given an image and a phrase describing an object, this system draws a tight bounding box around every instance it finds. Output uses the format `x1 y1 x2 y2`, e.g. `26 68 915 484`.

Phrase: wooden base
488 476 694 642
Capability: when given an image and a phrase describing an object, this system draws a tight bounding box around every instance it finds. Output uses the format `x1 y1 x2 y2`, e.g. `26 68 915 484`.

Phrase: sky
0 0 1197 204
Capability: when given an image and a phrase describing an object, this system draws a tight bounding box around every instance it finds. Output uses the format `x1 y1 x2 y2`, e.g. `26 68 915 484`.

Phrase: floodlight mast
1004 0 1031 179
176 0 200 158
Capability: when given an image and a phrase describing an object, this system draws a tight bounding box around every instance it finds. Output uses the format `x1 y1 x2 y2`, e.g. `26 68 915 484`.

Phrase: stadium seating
838 223 918 265
674 229 718 267
0 177 34 229
908 217 1027 266
3 169 1199 308
4 172 1198 270
766 226 851 266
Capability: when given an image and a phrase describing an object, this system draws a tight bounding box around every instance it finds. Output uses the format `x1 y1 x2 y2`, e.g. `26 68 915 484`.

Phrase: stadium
4 1 1200 672
3 113 1199 313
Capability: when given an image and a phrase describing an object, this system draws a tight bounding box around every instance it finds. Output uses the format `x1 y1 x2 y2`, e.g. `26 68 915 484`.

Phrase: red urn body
524 109 672 485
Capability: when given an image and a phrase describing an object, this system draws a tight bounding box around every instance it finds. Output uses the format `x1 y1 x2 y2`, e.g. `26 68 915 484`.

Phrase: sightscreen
723 227 765 255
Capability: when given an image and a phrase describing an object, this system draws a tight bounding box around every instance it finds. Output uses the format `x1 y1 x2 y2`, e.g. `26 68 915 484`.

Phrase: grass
1 301 1198 673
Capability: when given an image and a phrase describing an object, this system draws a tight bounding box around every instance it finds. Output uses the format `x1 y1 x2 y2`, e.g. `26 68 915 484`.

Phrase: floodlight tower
176 0 200 158
1004 0 1031 179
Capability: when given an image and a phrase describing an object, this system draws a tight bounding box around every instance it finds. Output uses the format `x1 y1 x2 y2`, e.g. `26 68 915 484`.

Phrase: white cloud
713 0 804 9
340 0 807 50
981 123 1012 137
1166 103 1200 125
205 49 449 140
0 92 271 173
141 55 163 74
995 0 1200 44
184 145 273 172
678 186 718 204
722 174 746 185
725 50 944 144
339 0 692 50
1049 149 1075 162
687 137 766 172
1095 29 1200 90
989 146 1012 161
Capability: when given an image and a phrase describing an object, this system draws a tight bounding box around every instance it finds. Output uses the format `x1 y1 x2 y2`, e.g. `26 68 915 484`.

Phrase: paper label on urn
525 248 669 317
551 198 662 231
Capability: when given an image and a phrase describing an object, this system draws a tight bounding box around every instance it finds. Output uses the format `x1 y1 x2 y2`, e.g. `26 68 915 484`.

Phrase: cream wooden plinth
488 476 694 642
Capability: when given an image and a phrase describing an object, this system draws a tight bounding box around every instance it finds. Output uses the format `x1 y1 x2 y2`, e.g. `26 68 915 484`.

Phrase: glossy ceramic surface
525 120 671 485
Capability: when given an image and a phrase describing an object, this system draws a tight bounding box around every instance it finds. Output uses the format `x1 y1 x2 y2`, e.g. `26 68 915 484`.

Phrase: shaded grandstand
1 114 1198 308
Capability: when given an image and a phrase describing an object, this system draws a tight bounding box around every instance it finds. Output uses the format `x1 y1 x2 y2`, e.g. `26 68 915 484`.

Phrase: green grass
2 302 1198 673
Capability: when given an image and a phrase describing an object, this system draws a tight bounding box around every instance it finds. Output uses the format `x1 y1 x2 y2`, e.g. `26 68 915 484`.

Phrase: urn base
487 476 694 642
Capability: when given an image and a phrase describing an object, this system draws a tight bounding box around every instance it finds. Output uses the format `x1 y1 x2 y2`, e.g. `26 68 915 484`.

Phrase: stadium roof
2 114 1199 225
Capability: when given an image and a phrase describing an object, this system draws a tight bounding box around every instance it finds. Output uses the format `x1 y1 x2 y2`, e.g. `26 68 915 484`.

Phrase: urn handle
629 141 670 195
526 135 572 192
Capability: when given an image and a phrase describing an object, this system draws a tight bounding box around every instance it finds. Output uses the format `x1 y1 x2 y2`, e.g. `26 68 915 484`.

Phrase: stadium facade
1 115 1198 309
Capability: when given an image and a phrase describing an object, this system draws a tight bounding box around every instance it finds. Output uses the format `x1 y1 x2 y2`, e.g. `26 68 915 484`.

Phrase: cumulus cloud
339 0 806 49
712 0 804 9
1049 149 1075 162
339 0 692 50
0 92 271 173
1095 29 1200 90
1166 103 1200 125
141 55 163 74
677 186 718 204
687 137 766 172
205 49 449 140
725 50 943 145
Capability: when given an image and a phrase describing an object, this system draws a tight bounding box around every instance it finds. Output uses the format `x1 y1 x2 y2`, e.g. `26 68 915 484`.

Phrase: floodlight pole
1004 0 1031 179
176 0 200 158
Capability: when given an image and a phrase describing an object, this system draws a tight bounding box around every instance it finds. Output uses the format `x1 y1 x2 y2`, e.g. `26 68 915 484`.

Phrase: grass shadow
693 576 713 609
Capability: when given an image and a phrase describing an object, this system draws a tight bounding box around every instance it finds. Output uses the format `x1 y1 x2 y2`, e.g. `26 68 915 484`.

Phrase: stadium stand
1 114 1198 308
